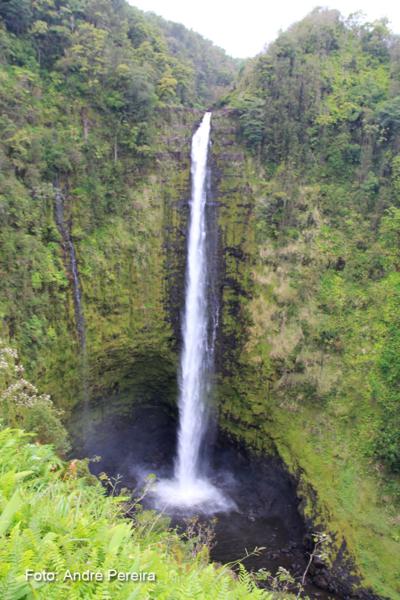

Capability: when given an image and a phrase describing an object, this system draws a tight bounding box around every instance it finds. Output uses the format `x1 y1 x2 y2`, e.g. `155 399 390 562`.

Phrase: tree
0 0 33 34
377 96 400 138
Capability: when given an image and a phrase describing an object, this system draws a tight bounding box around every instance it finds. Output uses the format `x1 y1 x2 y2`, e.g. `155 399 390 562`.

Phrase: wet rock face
159 108 255 372
209 110 255 376
160 107 204 347
307 543 388 600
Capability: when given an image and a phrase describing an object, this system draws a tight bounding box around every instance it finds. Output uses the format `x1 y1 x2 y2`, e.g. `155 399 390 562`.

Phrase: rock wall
4 107 202 413
209 109 397 600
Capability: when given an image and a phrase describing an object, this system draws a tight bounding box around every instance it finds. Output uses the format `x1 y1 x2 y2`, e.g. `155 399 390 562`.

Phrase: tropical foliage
0 427 269 599
217 9 400 597
0 0 237 408
0 341 69 454
2 2 400 598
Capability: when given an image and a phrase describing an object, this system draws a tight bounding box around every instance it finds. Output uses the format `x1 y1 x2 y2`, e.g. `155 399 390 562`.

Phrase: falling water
54 188 86 352
155 113 232 512
54 187 89 403
176 111 212 484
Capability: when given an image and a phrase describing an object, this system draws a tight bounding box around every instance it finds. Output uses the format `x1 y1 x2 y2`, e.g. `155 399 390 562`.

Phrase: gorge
1 2 400 599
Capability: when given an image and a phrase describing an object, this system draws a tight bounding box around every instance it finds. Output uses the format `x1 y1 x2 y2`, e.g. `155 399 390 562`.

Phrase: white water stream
155 113 232 512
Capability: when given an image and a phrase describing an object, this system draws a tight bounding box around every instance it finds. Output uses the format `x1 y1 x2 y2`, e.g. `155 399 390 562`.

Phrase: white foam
153 477 236 514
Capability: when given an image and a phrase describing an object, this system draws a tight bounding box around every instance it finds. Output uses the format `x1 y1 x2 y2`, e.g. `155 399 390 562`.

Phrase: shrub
0 341 70 455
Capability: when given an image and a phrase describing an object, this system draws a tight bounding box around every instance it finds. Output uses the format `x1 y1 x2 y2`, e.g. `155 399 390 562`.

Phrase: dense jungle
0 1 400 598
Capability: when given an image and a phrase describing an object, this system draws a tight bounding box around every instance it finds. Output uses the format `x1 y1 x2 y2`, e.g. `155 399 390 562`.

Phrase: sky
128 0 400 58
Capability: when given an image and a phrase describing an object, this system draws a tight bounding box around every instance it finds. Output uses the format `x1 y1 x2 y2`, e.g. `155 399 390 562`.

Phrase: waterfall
54 188 86 352
155 113 232 512
54 187 89 402
176 111 212 485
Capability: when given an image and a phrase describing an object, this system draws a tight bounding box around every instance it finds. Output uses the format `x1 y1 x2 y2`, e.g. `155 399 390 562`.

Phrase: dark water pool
70 401 339 599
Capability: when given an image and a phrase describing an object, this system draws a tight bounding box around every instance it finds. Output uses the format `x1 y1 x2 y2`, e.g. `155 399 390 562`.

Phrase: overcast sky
128 0 400 58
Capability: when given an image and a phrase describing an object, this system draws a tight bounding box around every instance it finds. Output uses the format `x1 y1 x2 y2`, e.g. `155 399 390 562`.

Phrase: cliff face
3 97 398 597
0 0 236 412
209 106 400 598
69 107 202 410
210 110 255 376
206 11 400 597
1 105 201 412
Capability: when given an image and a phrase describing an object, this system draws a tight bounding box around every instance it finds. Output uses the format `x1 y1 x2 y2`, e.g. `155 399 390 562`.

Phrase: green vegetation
0 425 270 599
214 8 400 598
0 343 270 599
1 1 400 598
146 13 238 105
0 340 69 455
0 0 237 408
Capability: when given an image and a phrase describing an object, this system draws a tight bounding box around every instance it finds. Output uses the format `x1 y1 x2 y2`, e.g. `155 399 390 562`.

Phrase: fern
0 427 273 600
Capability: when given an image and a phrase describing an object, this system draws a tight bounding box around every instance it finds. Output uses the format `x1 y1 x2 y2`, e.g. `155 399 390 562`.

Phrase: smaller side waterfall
54 188 86 352
54 187 88 401
155 113 233 513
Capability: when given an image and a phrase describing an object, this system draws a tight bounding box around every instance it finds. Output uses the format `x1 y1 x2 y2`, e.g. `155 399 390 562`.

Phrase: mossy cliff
210 111 255 376
208 11 400 597
65 107 202 410
1 102 201 412
210 106 400 599
0 0 238 413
